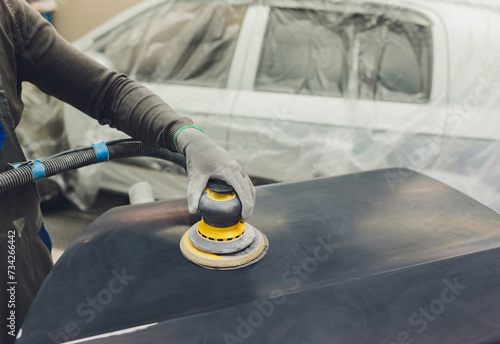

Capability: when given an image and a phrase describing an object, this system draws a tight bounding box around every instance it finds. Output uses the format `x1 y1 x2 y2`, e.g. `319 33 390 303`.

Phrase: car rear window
255 4 432 103
92 2 247 88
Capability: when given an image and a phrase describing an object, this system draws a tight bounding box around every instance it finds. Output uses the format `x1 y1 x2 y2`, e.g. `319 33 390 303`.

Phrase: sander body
180 180 268 270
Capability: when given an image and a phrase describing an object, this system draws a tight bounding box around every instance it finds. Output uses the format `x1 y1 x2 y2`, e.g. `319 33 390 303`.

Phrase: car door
228 2 448 183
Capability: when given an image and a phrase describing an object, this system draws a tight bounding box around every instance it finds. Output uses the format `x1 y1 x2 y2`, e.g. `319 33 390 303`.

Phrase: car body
17 168 500 343
62 0 500 210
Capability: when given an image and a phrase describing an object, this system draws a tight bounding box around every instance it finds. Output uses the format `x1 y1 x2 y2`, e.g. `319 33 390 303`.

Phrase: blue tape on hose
92 142 109 163
11 163 23 169
31 160 46 181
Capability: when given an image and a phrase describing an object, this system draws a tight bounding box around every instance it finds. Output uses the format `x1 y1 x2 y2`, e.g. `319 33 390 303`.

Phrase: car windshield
91 1 247 88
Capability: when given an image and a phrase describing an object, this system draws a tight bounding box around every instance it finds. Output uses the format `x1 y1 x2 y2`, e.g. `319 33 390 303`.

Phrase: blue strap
30 160 46 181
0 122 6 151
38 222 52 253
92 142 109 163
11 162 23 169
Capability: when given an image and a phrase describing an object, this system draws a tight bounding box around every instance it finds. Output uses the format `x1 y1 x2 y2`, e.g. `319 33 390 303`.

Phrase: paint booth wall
52 0 145 42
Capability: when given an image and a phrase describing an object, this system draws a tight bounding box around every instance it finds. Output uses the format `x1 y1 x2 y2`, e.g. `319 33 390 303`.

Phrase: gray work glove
176 128 256 221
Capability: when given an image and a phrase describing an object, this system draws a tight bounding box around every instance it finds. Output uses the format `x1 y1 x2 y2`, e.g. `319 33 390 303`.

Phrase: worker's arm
8 0 255 218
12 0 185 151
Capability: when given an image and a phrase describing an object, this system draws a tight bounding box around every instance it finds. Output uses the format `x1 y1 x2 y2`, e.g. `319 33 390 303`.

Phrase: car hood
17 168 500 343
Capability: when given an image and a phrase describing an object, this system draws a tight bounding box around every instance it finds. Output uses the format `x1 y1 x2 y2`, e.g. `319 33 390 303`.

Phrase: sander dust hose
0 139 186 195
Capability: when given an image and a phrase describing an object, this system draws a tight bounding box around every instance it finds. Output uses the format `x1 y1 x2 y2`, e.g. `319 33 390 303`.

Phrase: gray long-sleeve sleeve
4 0 192 151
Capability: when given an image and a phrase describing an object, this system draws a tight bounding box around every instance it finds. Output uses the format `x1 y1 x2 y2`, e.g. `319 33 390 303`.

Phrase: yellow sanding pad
179 226 269 270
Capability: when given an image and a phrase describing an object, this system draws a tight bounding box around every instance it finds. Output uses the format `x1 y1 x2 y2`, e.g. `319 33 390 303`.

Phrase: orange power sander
180 180 269 270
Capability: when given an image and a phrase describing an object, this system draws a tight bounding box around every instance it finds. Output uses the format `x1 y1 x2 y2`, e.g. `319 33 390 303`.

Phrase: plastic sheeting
255 4 431 102
60 0 500 211
97 1 246 87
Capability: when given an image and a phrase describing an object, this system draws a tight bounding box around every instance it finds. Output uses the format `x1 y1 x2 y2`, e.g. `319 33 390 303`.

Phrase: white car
63 0 500 210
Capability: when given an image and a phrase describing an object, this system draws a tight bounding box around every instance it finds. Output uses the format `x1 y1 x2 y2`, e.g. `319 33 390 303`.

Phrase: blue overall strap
92 142 109 163
38 222 52 253
0 121 6 151
30 160 46 181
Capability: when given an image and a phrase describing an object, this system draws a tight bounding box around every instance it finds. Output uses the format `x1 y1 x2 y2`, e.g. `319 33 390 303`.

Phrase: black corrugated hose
0 139 186 194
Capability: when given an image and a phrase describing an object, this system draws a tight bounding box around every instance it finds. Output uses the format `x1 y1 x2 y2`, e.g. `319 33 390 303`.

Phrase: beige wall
52 0 145 42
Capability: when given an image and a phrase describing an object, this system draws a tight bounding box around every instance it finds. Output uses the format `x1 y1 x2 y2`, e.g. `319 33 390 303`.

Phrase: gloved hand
176 128 256 221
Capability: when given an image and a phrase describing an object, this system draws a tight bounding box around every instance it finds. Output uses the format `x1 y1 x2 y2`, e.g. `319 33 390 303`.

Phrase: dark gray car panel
17 168 500 343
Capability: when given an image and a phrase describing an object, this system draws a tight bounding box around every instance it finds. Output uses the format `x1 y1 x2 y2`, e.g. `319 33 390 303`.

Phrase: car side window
357 12 432 103
255 8 348 97
255 5 432 103
93 2 247 88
